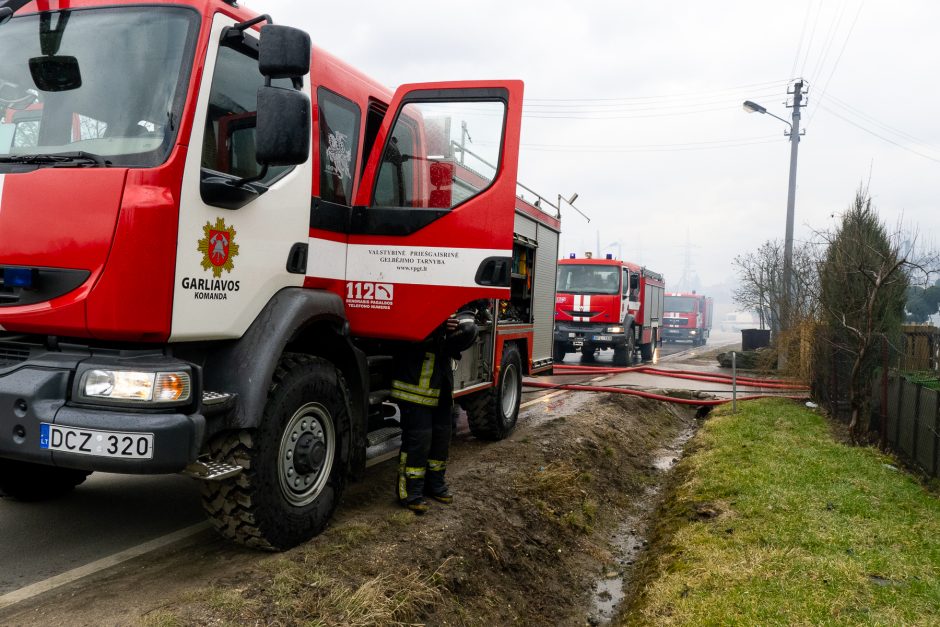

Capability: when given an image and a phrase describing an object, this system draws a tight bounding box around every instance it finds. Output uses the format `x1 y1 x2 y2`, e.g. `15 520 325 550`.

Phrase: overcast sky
246 0 939 297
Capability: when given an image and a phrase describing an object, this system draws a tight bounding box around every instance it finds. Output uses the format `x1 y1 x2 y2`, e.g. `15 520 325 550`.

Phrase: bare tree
732 239 819 335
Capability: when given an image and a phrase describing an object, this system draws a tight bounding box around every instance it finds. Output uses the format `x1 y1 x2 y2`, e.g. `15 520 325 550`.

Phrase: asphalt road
0 473 205 595
0 332 740 602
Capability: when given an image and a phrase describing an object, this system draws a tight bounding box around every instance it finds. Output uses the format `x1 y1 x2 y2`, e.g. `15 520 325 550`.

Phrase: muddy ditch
0 392 702 626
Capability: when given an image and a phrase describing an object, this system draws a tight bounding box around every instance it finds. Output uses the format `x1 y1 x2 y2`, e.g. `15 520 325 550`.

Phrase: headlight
81 370 191 403
690 330 697 335
607 326 624 334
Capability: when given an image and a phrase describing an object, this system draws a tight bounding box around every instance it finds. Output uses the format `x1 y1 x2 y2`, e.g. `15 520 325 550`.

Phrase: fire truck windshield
556 264 620 295
0 7 197 168
664 296 697 313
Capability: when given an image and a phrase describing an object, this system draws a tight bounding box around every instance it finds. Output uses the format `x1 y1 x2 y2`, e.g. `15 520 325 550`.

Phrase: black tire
640 329 655 362
201 354 350 551
580 344 595 361
613 327 636 366
462 343 522 441
553 341 566 364
0 459 90 501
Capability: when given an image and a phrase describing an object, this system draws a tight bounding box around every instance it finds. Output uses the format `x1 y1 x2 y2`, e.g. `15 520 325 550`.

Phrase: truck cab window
200 42 291 184
372 100 505 210
318 88 360 205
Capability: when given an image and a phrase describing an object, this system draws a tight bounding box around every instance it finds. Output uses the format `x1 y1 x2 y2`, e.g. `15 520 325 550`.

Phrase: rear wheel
640 329 655 362
0 460 90 501
201 354 350 551
463 343 522 441
553 341 566 364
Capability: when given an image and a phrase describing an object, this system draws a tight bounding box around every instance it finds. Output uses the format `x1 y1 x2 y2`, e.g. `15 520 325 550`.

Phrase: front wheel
463 343 523 441
553 341 566 364
0 460 90 501
201 354 350 551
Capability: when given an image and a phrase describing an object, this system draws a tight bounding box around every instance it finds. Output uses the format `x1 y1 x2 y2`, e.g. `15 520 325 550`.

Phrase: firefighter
392 311 479 513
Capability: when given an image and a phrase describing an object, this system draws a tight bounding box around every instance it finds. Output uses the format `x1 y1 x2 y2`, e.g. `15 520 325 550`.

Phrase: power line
800 0 824 76
825 93 939 151
523 79 789 103
808 0 850 86
519 89 783 112
520 104 741 120
809 1 865 124
818 103 940 163
519 137 782 154
791 0 815 79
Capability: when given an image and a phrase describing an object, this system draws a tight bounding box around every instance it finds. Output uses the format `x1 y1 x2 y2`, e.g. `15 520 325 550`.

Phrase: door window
373 99 506 210
200 42 291 185
318 88 360 205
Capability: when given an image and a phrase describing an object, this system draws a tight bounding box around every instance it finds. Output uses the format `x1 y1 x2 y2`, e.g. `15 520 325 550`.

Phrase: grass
627 398 940 626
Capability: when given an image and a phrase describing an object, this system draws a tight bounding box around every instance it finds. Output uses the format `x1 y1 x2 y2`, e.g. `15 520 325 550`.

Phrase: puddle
522 390 594 428
587 426 696 625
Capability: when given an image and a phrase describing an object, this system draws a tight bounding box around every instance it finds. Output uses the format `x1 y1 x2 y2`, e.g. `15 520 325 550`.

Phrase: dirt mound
2 393 696 626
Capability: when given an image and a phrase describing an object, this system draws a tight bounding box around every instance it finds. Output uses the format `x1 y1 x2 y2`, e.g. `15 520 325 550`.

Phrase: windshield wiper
0 151 111 167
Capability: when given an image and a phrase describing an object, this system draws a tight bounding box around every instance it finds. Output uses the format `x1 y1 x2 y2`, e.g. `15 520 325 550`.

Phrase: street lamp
742 80 805 369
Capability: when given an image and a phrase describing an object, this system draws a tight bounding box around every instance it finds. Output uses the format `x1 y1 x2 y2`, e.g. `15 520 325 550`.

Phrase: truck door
348 81 524 341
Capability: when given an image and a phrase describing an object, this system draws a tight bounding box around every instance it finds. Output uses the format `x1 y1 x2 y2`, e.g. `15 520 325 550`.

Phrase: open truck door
347 81 523 341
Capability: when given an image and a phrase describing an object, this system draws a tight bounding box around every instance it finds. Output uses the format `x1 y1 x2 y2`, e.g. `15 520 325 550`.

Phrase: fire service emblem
198 217 239 278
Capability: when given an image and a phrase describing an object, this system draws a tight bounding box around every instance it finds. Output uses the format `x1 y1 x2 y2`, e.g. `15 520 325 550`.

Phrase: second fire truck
662 292 713 346
554 255 664 365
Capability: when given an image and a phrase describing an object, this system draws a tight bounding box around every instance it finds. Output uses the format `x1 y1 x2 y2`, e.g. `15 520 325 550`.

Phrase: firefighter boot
424 459 453 504
397 453 429 514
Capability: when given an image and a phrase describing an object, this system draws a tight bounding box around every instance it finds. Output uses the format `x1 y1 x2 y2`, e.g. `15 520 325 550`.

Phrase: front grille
0 344 30 368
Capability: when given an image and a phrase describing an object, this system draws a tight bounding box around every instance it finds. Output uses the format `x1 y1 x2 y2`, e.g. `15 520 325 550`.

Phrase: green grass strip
628 398 940 626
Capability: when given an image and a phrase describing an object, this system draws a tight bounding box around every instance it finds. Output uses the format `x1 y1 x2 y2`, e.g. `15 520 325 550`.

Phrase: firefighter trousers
398 399 452 503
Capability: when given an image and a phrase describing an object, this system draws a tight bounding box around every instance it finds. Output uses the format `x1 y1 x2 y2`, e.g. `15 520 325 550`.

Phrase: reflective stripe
391 380 440 398
398 453 408 499
390 388 439 407
391 351 441 407
428 459 447 472
404 466 425 479
419 352 434 390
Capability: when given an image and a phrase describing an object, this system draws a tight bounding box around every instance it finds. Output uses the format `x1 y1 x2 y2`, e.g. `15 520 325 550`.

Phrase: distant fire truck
663 292 713 346
554 255 664 365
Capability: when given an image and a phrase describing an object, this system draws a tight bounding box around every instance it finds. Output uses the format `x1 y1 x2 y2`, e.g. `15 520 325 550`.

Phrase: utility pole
779 79 805 370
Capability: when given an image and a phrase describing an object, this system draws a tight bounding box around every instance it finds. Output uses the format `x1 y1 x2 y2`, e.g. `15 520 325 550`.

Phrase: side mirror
256 85 310 166
259 25 310 79
28 55 82 92
630 275 639 290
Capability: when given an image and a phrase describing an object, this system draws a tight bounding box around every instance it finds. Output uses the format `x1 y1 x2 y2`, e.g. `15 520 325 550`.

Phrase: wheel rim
500 362 520 419
277 402 336 507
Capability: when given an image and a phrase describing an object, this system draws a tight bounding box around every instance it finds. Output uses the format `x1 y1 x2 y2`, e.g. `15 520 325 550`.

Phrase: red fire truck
662 292 713 346
0 0 560 550
554 255 665 365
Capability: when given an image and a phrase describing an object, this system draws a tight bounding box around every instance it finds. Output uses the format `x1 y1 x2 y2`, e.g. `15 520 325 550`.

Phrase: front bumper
0 340 204 474
662 327 696 340
554 322 629 350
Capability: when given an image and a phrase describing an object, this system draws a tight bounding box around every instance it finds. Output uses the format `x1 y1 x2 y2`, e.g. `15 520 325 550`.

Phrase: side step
366 426 401 467
182 458 243 481
202 391 236 415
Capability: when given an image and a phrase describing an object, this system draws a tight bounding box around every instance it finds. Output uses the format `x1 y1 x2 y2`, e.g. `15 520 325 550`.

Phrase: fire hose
551 364 808 390
524 364 810 407
521 379 808 407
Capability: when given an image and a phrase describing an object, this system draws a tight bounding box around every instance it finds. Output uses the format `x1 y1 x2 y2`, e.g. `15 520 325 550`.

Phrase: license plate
573 339 583 347
593 335 612 341
39 423 154 459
